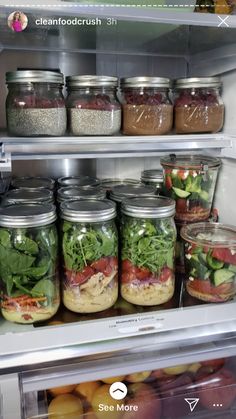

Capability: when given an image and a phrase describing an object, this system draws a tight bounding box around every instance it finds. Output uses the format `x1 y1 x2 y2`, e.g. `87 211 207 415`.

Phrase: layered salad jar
66 75 121 136
57 186 106 204
0 204 59 323
141 169 164 195
174 77 224 134
11 176 55 191
2 188 54 206
61 200 118 313
161 154 221 222
120 77 173 135
110 184 156 218
57 175 100 188
181 223 236 303
121 197 176 306
6 70 66 137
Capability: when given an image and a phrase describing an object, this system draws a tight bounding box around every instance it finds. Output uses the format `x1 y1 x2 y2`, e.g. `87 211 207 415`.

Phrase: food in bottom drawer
45 358 236 418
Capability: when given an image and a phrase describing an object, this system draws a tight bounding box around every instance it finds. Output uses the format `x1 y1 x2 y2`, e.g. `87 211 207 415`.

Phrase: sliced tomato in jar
122 259 136 273
177 170 187 180
91 257 108 272
66 266 94 285
165 175 172 190
108 256 118 269
159 267 173 282
135 266 152 280
212 248 236 265
122 271 137 284
176 198 187 213
188 279 234 296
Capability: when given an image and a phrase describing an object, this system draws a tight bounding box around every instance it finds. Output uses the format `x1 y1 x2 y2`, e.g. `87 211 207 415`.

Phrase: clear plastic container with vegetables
0 204 59 324
61 200 118 313
121 197 176 306
181 223 236 303
161 155 221 222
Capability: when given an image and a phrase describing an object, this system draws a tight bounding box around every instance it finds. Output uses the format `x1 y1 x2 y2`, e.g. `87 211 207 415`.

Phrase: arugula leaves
121 217 176 274
62 221 117 272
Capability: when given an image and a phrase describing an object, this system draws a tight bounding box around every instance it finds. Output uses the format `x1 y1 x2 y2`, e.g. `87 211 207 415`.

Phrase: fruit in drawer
91 385 122 419
195 368 236 410
48 394 83 418
125 371 151 383
163 365 188 375
102 376 126 384
75 381 101 406
124 383 161 419
49 384 76 396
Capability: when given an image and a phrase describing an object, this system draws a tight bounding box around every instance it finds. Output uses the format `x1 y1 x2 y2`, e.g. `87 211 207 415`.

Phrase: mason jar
110 184 156 218
11 176 55 191
181 223 236 303
2 188 54 206
6 70 67 137
66 75 121 136
174 77 224 134
60 200 118 313
57 175 100 188
57 186 106 204
141 169 164 195
0 204 59 324
101 178 140 197
121 197 176 306
161 154 221 222
120 77 173 135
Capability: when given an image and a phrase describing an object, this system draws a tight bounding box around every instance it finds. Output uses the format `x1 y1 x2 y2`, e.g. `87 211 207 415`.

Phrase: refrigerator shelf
0 133 232 160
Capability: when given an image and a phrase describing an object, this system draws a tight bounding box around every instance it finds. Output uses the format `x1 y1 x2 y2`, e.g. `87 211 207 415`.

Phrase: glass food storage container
11 176 55 191
2 188 54 206
141 169 163 195
161 154 221 222
110 184 156 217
66 75 121 136
6 70 67 137
121 196 176 306
181 223 236 303
57 186 106 204
120 77 173 135
0 204 59 324
57 175 100 188
60 200 118 313
174 77 224 134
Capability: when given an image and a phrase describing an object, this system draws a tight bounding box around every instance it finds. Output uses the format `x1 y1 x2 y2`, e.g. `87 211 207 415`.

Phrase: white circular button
109 382 128 400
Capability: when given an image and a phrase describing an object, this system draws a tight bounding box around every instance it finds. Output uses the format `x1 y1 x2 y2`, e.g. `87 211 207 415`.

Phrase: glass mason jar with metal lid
181 223 236 303
110 184 156 218
6 70 67 137
120 77 173 135
121 196 176 306
66 75 121 136
57 175 100 188
141 169 163 195
0 204 59 324
174 77 224 134
11 176 55 191
57 186 106 204
2 188 54 206
101 178 140 197
161 154 221 222
60 199 118 313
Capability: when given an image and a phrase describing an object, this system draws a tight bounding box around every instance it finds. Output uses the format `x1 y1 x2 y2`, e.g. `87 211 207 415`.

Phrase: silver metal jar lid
3 188 54 205
120 77 171 88
60 199 116 222
11 177 55 190
57 186 106 202
6 70 64 84
141 170 163 183
57 176 100 188
175 77 221 89
66 75 118 88
110 184 156 203
0 204 56 227
122 197 175 218
160 154 221 170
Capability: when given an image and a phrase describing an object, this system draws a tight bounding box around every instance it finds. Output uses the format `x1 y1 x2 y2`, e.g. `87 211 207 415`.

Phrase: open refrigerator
1 1 236 418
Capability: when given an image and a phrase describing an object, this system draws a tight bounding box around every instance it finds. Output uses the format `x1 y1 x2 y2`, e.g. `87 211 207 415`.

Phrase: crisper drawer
21 354 236 419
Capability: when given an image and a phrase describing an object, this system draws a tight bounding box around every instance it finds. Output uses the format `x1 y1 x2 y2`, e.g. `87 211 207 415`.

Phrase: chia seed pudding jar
2 188 54 206
161 155 221 222
57 175 100 188
11 176 55 191
66 75 121 136
121 197 176 306
6 70 67 137
110 184 156 218
141 169 163 195
120 77 173 135
181 223 236 303
174 77 224 134
0 204 60 324
57 186 106 204
60 200 118 313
